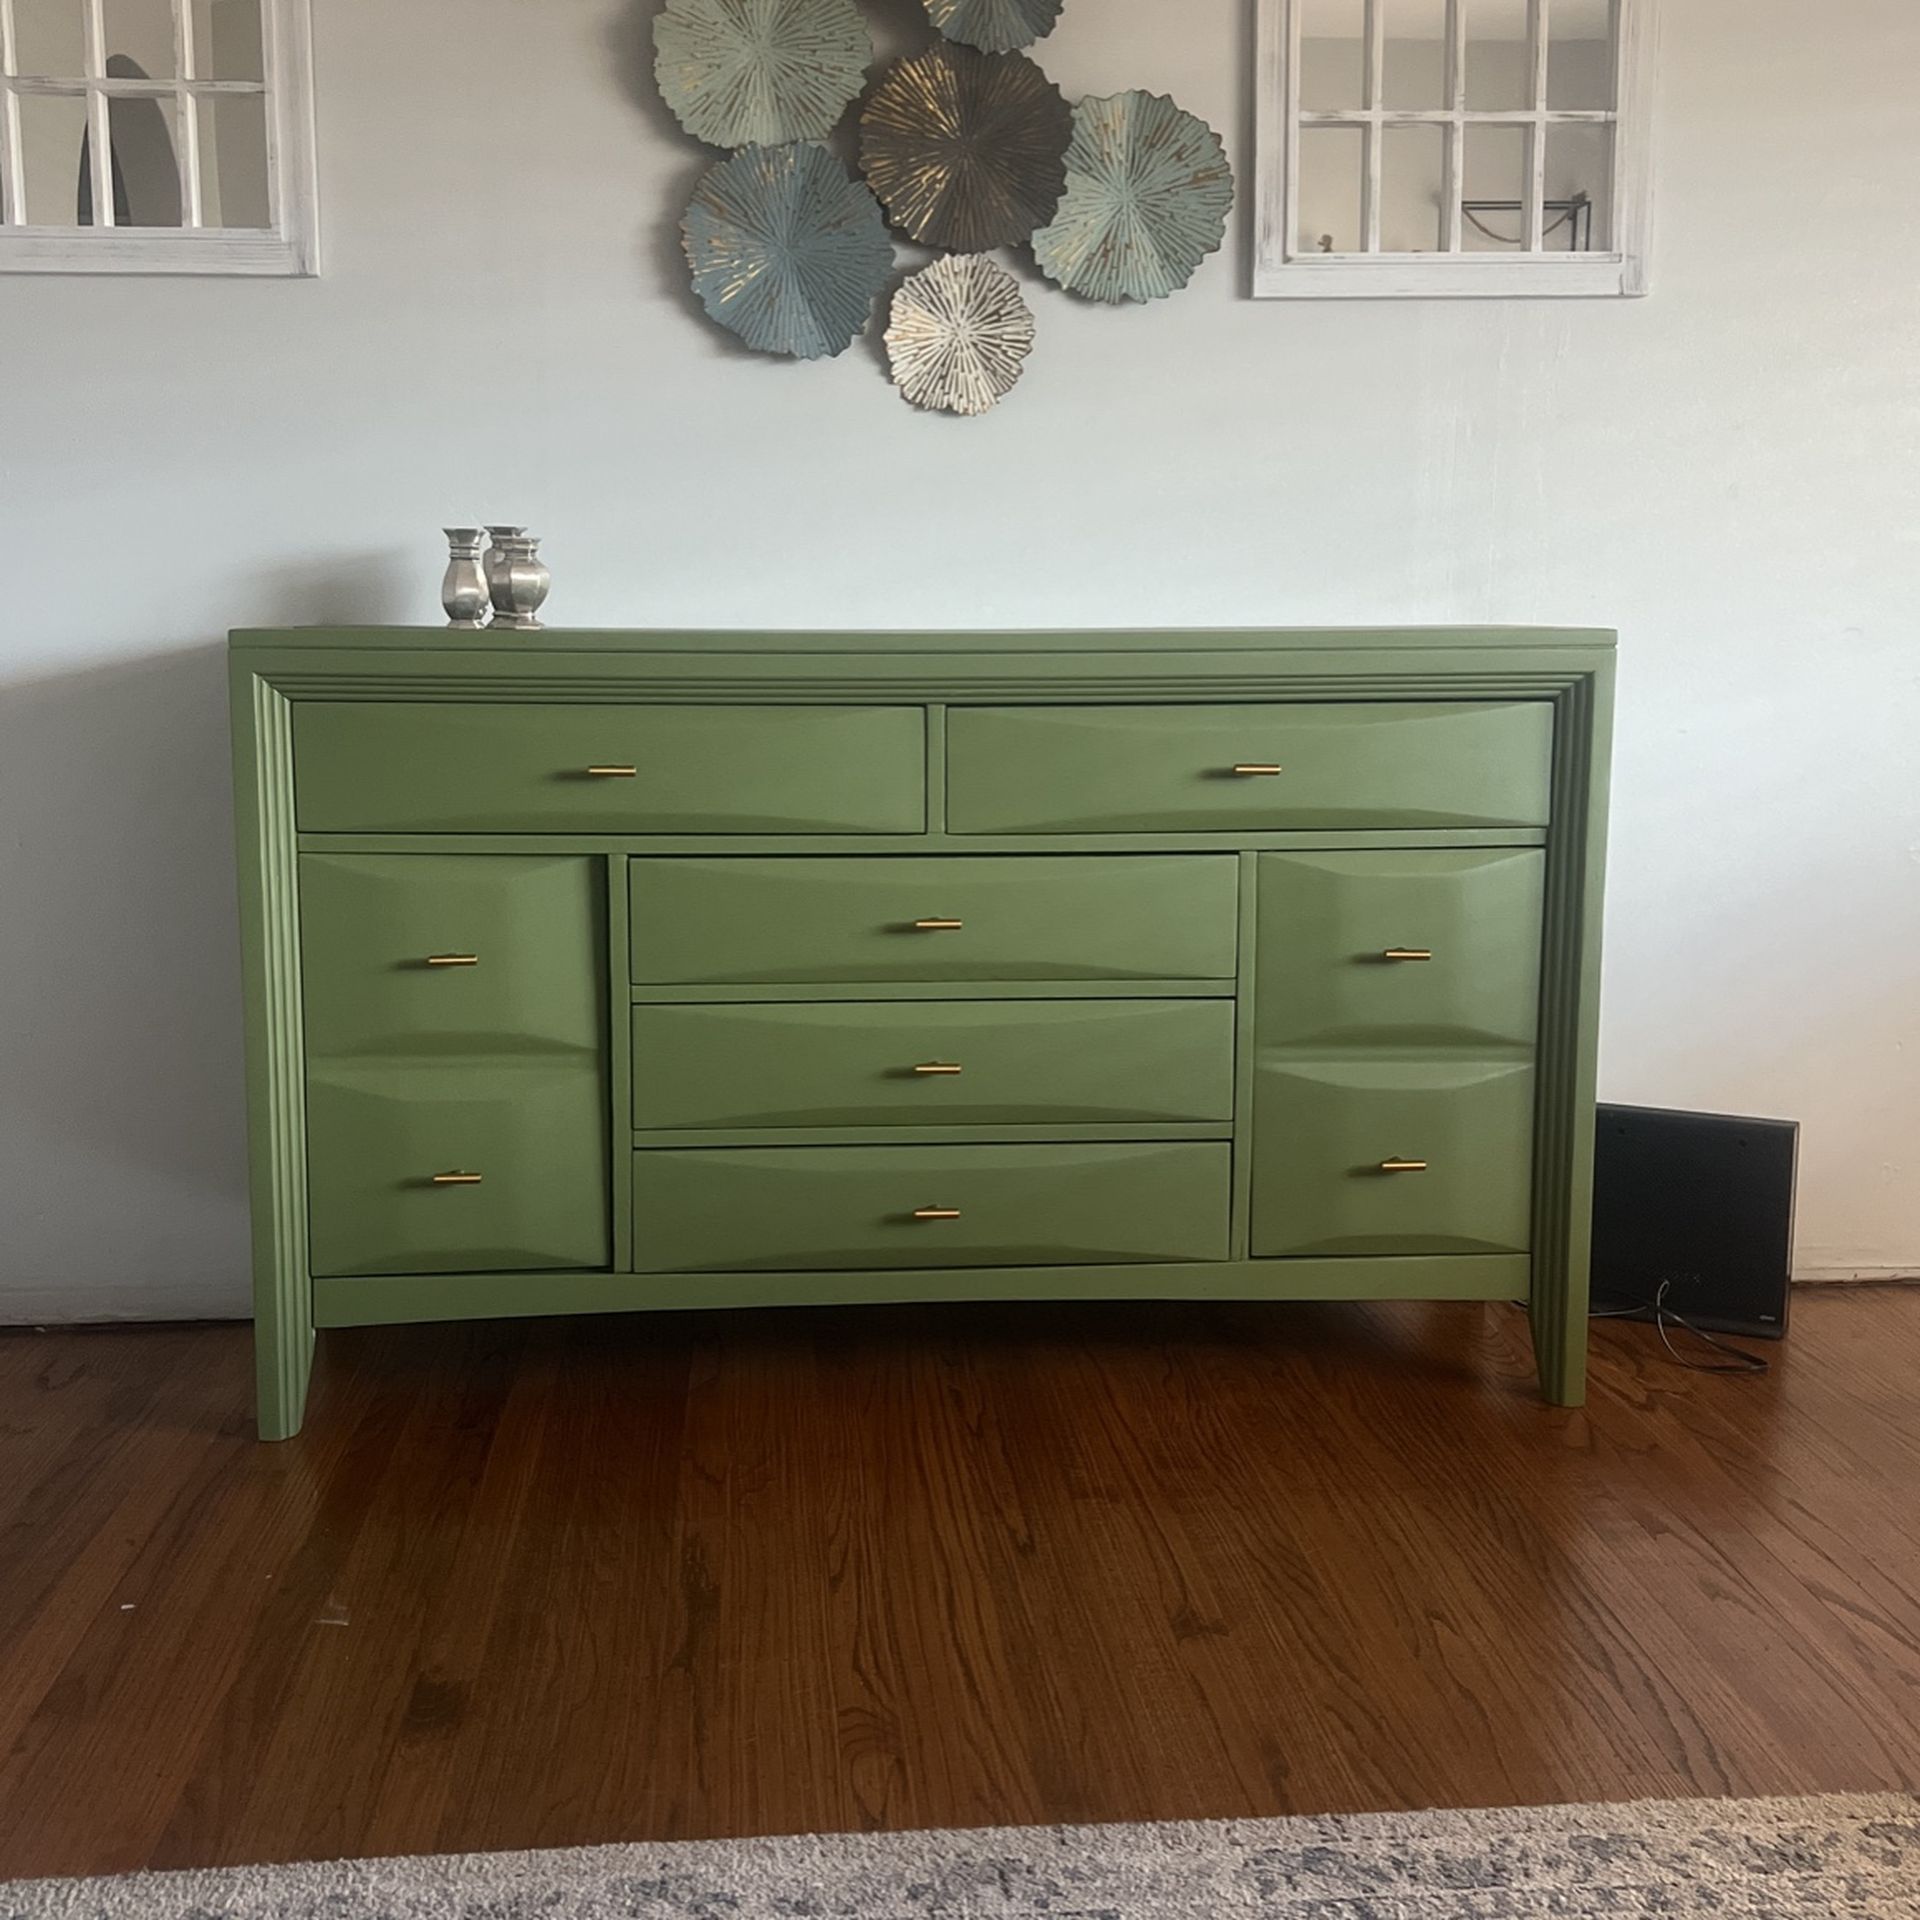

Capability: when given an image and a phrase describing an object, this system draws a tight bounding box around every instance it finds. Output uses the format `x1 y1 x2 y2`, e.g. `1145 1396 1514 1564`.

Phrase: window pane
1382 0 1446 109
18 91 88 223
1461 122 1529 250
104 0 177 77
1298 0 1366 111
1380 123 1445 251
1465 0 1534 111
1546 120 1612 249
1296 123 1366 254
1549 0 1615 109
203 89 271 226
195 0 266 81
101 91 183 224
14 0 89 78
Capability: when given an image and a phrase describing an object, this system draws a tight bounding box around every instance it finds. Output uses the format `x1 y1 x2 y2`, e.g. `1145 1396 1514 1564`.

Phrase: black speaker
1590 1103 1798 1340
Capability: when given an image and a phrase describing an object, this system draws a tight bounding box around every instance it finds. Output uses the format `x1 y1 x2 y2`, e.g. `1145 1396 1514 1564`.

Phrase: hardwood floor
2 1286 1918 1880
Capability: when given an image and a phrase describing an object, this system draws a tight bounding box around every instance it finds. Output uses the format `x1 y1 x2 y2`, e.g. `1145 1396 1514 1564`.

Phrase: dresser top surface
231 626 1616 657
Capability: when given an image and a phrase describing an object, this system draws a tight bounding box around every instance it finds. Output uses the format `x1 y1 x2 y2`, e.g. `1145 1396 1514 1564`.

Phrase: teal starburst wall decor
681 143 894 359
1033 91 1235 302
655 0 871 148
923 0 1063 54
651 0 1234 409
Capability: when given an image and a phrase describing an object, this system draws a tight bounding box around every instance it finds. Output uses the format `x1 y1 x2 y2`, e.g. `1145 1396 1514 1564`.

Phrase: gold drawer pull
1382 948 1433 963
425 954 480 968
912 1062 964 1076
1378 1159 1429 1174
430 1171 484 1186
911 917 964 931
585 765 638 778
912 1206 962 1221
1231 764 1284 776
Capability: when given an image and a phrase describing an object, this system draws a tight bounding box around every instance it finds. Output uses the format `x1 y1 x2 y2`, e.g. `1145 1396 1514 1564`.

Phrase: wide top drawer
945 702 1553 833
293 704 926 834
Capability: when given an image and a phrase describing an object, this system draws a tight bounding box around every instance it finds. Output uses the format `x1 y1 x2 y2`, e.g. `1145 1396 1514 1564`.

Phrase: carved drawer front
1255 850 1545 1051
300 852 610 1277
293 703 926 833
300 854 603 1054
632 998 1235 1129
629 855 1239 984
632 1141 1232 1273
1251 1059 1535 1258
308 1062 610 1277
945 702 1553 832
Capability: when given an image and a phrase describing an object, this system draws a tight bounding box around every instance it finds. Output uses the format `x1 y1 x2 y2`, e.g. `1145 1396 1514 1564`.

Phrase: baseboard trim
0 1283 249 1325
1795 1267 1920 1285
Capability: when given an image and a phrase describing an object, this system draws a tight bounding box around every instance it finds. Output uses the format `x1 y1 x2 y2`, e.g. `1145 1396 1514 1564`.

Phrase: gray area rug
4 1792 1916 1918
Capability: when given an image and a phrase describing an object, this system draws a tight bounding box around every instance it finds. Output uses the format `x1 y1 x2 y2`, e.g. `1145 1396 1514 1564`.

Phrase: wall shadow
0 554 414 1319
0 646 250 1309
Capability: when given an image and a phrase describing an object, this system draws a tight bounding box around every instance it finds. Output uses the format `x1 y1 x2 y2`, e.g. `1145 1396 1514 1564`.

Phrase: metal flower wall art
655 0 871 147
683 143 893 358
1033 92 1234 302
923 0 1063 60
860 45 1070 252
652 0 1234 414
886 254 1036 414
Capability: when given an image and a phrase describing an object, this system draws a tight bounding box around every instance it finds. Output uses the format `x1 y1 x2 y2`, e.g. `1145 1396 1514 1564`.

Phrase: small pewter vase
441 528 490 629
484 526 552 633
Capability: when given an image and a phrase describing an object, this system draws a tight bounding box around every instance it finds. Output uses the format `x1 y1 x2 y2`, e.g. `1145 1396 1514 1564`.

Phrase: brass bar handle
425 954 480 968
911 1062 964 1076
585 766 638 778
911 917 965 931
1378 1159 1429 1174
1382 948 1433 963
912 1206 962 1221
430 1171 484 1186
1231 764 1284 776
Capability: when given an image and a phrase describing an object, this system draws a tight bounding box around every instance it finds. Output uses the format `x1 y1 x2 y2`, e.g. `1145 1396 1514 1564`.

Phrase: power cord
1589 1277 1771 1376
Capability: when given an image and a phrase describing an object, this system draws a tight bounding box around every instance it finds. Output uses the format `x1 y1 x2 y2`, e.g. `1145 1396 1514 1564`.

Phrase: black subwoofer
1590 1103 1798 1340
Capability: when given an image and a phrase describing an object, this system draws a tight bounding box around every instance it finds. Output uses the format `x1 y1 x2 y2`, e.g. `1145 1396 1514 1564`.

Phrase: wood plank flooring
2 1286 1918 1879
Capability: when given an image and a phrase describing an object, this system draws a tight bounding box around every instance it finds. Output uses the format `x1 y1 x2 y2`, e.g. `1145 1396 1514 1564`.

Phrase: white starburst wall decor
884 254 1037 415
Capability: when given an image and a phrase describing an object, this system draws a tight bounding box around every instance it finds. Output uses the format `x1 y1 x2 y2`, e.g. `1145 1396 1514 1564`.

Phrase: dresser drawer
293 704 926 833
629 855 1238 983
633 1141 1231 1272
1252 1059 1534 1257
301 854 603 1055
632 999 1235 1129
1256 850 1544 1050
946 703 1553 832
307 1061 610 1276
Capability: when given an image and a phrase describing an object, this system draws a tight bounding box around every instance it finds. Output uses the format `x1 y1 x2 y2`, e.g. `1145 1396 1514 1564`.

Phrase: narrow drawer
301 853 603 1055
1257 850 1544 1051
632 999 1235 1129
307 1061 610 1276
946 703 1553 832
1251 1058 1534 1257
629 855 1239 984
633 1141 1231 1272
293 704 926 833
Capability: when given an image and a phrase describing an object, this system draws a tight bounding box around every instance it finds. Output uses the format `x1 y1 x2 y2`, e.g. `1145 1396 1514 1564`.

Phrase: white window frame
0 0 317 275
1253 0 1653 298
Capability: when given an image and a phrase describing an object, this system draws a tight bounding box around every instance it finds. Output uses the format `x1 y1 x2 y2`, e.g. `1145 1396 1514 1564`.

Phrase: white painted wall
1 0 1915 1320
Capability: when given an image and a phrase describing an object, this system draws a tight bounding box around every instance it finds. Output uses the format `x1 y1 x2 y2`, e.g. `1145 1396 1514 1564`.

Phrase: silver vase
484 526 551 633
441 527 490 629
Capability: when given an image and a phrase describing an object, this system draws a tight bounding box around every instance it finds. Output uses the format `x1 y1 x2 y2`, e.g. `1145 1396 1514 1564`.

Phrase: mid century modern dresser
232 628 1613 1439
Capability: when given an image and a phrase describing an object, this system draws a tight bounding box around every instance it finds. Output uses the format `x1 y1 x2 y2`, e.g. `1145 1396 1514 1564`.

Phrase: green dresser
232 628 1613 1438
